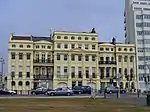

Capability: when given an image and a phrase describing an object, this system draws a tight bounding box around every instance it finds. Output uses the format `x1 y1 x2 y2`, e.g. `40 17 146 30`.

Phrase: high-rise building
7 29 136 94
125 0 150 92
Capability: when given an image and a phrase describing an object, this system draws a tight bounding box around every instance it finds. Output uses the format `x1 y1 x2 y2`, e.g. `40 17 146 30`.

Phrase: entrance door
57 82 67 88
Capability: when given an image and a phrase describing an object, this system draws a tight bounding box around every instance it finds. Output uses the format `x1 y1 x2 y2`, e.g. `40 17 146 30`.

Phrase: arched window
18 81 23 86
11 81 15 86
26 81 30 86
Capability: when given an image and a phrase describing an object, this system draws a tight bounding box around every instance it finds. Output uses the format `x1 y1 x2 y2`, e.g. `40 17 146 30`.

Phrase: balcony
33 74 53 80
99 61 116 65
33 59 54 66
57 75 68 80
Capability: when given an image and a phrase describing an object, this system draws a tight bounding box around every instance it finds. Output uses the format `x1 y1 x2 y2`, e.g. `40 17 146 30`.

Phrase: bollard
137 89 140 98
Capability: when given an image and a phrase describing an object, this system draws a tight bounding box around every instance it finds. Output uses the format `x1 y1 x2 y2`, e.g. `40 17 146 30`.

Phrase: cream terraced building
7 29 137 94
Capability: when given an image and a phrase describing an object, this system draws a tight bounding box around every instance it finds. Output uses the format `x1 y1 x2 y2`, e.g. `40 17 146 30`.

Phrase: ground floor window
72 81 76 88
78 81 82 86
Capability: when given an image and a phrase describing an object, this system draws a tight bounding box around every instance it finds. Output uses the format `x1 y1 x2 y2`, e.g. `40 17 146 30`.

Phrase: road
0 93 148 106
0 94 103 99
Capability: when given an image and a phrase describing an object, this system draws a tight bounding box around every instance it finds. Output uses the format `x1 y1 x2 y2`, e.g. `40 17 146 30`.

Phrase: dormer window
42 45 45 48
71 36 75 40
130 48 133 51
27 45 30 48
92 37 95 40
100 48 104 51
36 45 39 48
78 37 81 40
118 48 121 51
64 36 68 39
111 48 113 51
57 36 61 39
85 37 88 40
19 45 23 48
47 46 51 49
12 44 16 48
106 48 109 51
124 48 127 51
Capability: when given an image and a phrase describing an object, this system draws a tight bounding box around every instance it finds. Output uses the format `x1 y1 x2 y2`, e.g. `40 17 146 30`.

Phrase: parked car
31 87 53 95
105 86 126 94
0 90 17 95
72 86 91 94
47 87 73 96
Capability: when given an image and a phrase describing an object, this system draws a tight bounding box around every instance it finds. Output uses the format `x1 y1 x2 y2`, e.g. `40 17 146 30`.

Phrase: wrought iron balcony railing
33 74 53 80
99 61 116 64
33 59 54 64
57 75 68 79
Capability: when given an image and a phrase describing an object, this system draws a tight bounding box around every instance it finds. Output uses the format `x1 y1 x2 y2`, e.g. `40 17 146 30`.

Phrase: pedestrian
104 87 107 99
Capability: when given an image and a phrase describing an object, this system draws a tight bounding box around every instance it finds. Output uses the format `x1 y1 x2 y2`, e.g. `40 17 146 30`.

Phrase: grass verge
0 98 149 112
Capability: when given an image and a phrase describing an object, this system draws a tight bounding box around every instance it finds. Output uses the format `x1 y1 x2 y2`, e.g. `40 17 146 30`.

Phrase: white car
7 90 16 94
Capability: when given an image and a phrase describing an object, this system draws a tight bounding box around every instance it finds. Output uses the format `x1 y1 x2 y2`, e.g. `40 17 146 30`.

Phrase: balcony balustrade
33 59 54 64
99 61 116 64
33 74 53 80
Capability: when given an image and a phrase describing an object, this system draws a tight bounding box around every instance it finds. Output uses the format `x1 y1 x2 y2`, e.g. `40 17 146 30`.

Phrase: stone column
127 55 130 80
96 54 100 90
67 53 72 88
82 54 86 85
121 55 124 80
15 53 19 80
23 53 26 80
53 54 57 79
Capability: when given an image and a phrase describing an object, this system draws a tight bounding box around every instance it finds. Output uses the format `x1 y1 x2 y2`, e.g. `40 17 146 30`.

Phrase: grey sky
0 0 124 73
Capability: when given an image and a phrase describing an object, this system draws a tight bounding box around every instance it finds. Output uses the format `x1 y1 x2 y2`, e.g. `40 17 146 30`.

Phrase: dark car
105 86 126 94
72 86 91 94
31 87 53 95
0 90 17 95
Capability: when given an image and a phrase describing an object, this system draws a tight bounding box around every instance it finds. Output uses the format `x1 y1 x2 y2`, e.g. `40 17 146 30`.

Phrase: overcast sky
0 0 124 73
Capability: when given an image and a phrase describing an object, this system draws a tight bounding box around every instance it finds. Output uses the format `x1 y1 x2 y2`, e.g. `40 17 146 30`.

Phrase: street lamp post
145 62 150 92
90 77 95 99
0 58 4 90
